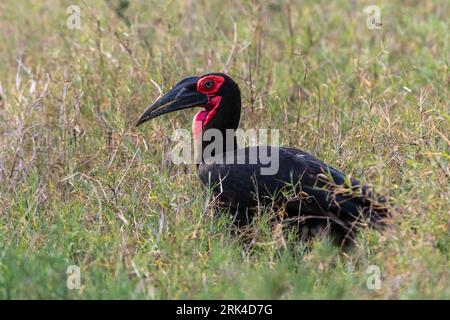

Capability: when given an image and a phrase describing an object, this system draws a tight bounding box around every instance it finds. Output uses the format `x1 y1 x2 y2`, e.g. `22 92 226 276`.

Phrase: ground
0 0 448 299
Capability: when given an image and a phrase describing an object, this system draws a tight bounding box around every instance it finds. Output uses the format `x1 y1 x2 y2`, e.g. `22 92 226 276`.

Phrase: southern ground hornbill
136 73 390 245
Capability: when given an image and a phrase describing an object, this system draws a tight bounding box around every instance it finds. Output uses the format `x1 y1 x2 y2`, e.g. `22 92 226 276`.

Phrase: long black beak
136 76 208 127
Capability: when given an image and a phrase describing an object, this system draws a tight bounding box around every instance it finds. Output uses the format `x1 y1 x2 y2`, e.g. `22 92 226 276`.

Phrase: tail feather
289 181 392 230
333 183 392 228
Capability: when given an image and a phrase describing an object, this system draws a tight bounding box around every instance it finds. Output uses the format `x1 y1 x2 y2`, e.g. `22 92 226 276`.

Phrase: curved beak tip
135 76 206 128
135 116 146 127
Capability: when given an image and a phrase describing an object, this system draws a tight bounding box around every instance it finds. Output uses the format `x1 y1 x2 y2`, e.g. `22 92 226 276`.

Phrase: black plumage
137 73 390 245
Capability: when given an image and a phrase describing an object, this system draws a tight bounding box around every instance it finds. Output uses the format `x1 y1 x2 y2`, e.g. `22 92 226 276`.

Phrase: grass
0 0 448 299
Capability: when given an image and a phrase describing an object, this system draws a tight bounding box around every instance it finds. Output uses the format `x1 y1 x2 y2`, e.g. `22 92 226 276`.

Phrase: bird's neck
192 116 238 164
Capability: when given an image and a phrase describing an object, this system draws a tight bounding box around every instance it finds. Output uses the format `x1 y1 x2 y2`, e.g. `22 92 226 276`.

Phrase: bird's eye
204 80 213 89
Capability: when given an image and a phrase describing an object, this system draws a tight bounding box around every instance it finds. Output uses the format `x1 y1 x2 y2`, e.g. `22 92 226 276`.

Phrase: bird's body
198 146 388 243
136 73 390 245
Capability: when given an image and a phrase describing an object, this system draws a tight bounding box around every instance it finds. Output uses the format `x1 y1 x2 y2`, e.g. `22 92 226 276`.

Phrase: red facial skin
197 75 225 96
192 75 225 138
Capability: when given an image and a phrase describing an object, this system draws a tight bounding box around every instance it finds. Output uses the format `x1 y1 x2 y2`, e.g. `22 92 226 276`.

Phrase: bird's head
136 73 241 136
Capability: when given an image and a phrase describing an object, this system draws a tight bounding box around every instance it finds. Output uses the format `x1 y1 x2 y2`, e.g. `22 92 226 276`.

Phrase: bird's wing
198 146 350 205
198 146 388 224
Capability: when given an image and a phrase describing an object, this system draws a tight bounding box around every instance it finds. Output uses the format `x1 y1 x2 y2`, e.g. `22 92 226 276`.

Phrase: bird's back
198 146 390 239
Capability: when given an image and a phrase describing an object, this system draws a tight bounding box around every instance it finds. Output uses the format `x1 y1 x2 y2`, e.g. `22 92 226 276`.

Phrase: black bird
136 73 390 245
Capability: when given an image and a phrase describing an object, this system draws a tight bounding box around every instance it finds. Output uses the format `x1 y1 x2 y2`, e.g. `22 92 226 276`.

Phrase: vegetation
0 0 448 299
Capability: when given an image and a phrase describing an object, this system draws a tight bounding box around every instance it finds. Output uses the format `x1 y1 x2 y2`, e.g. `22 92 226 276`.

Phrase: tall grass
0 0 448 299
